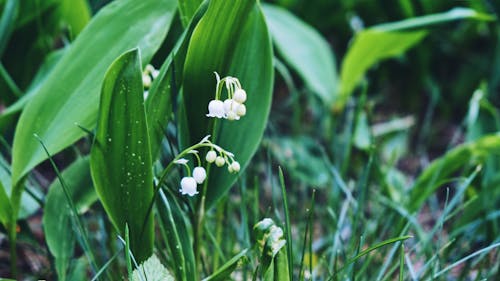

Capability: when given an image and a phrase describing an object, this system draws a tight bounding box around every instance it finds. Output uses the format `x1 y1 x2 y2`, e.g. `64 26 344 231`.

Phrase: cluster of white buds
176 135 240 197
206 72 247 121
142 64 160 100
205 148 240 173
142 64 160 89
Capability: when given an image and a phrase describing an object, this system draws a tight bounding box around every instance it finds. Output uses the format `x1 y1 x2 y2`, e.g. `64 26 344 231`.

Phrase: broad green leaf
11 0 176 186
146 2 208 160
181 0 274 208
262 3 337 105
202 249 249 281
373 7 495 32
336 7 495 110
43 156 97 281
410 134 500 212
338 29 427 108
90 49 154 263
157 189 196 281
178 0 203 27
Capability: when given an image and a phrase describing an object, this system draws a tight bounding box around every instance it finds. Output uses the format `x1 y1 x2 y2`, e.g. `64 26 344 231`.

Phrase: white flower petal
174 158 189 165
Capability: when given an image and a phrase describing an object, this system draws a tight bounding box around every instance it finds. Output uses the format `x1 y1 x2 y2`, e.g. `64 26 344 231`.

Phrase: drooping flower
206 100 225 118
179 177 198 196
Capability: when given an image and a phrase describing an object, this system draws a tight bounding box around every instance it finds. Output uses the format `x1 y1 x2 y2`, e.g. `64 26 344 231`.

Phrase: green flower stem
194 117 221 276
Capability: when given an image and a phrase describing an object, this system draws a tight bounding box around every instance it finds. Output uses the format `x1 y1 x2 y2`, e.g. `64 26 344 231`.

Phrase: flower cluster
206 72 247 120
177 135 240 197
142 64 160 99
142 64 160 89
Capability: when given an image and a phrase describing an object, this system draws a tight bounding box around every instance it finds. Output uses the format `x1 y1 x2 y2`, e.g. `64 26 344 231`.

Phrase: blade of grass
332 235 412 277
278 167 293 280
399 243 405 281
298 189 315 280
89 251 121 281
34 134 99 275
433 242 500 278
125 224 133 280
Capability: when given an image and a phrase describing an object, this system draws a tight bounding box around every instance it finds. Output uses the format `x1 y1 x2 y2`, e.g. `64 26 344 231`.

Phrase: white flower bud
233 88 247 103
206 150 217 163
231 161 240 172
215 156 225 167
193 167 207 184
179 177 198 196
236 103 246 117
207 100 225 118
142 74 152 88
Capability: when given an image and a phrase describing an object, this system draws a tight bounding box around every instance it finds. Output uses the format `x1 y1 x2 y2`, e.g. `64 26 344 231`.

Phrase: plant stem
8 222 17 278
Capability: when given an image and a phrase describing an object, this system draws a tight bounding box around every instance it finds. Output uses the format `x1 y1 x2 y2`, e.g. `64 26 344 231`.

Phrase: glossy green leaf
178 0 203 27
90 49 154 263
43 156 97 281
338 29 427 108
202 249 249 281
262 3 337 105
409 134 500 212
146 2 208 160
181 0 274 208
11 0 176 186
157 189 196 281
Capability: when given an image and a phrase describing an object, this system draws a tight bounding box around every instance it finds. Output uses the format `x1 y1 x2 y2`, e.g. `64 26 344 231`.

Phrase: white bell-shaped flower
193 167 207 184
179 177 198 196
206 150 217 163
233 88 247 103
206 100 225 118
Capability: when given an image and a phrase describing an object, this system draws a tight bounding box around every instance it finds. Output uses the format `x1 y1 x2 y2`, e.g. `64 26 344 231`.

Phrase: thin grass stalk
35 135 99 275
278 167 293 280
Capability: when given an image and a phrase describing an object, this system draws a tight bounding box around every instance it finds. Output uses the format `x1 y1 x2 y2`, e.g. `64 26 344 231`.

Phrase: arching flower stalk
158 135 240 197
